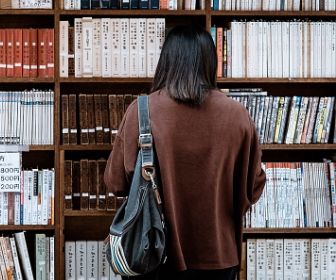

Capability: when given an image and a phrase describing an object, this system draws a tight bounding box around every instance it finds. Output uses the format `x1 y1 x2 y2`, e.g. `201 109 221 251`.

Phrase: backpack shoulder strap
137 96 154 179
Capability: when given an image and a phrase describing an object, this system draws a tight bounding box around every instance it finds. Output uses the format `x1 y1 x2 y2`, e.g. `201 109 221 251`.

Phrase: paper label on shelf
0 152 21 193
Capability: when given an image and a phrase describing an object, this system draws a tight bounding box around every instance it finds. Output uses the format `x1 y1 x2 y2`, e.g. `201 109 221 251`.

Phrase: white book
147 18 156 77
129 19 138 77
65 242 76 280
74 18 83 78
50 91 54 145
293 240 303 278
50 169 55 225
87 241 98 280
247 239 257 280
14 192 20 225
82 17 94 78
9 237 23 280
321 238 329 280
93 19 102 77
27 170 34 225
60 21 69 78
31 169 38 225
101 18 112 77
329 239 336 279
311 239 321 280
35 234 46 280
76 241 87 280
284 239 294 280
120 18 130 77
138 18 147 78
50 236 55 280
256 239 267 280
274 239 283 280
111 18 121 77
266 239 275 279
329 162 336 226
301 239 311 280
37 170 43 225
42 169 49 225
14 232 34 280
332 23 336 77
98 241 109 280
155 18 165 76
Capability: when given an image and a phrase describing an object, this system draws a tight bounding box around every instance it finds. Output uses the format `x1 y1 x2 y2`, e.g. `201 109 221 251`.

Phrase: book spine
146 18 156 77
47 29 54 78
92 19 102 77
6 29 14 77
120 18 130 77
79 94 89 145
59 21 69 78
82 17 93 77
68 94 78 144
80 159 89 210
14 232 34 279
14 29 23 78
89 160 98 210
65 242 76 280
0 29 6 77
76 241 87 280
29 29 38 78
86 241 98 280
74 18 83 77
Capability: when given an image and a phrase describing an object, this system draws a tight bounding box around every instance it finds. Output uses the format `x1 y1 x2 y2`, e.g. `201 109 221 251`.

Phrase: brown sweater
104 89 266 271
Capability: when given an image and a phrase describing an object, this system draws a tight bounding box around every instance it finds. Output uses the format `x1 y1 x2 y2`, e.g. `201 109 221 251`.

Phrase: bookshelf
1 1 336 279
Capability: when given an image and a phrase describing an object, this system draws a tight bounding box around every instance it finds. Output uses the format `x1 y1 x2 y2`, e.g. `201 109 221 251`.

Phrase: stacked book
65 240 121 280
63 0 204 9
60 18 165 78
61 93 137 145
0 90 54 145
0 168 55 225
0 0 52 9
63 159 123 211
246 238 336 279
0 29 54 78
245 161 336 228
222 89 336 144
0 232 55 280
212 21 336 78
211 0 336 11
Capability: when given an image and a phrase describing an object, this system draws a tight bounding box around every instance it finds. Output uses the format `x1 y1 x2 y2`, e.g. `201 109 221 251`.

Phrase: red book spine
29 28 38 78
14 29 23 78
6 29 14 77
38 29 47 78
22 29 30 77
47 28 54 78
216 27 223 78
0 30 6 77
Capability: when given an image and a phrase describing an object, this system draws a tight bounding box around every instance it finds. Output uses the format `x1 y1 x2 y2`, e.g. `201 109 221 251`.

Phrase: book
14 232 34 280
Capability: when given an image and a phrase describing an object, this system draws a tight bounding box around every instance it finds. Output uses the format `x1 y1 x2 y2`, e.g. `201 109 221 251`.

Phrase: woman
104 25 266 280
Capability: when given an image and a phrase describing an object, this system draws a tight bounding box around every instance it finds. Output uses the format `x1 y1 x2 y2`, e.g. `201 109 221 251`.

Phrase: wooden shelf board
60 77 153 83
60 144 112 151
28 145 55 151
262 144 336 150
60 9 206 16
0 9 54 15
243 228 336 234
211 11 336 17
0 77 54 83
64 210 115 217
217 78 336 83
0 225 55 231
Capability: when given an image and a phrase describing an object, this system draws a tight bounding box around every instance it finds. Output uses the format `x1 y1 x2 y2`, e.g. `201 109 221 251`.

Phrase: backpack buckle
139 133 153 148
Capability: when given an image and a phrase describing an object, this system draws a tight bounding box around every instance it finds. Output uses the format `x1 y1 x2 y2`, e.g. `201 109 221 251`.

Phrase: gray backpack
106 95 167 276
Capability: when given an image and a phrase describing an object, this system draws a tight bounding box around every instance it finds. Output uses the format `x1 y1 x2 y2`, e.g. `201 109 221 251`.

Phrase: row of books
65 240 121 280
246 238 336 280
64 159 123 211
0 29 54 78
0 233 54 280
61 93 136 145
0 90 54 145
63 0 204 9
244 162 336 229
211 0 336 10
212 21 336 78
59 18 165 78
0 0 52 8
0 168 55 226
222 89 336 144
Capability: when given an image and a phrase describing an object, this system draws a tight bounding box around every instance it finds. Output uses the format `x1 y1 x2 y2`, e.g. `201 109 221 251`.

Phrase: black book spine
101 0 110 7
121 0 130 8
110 0 119 8
150 0 159 9
130 0 139 8
139 0 149 8
91 0 101 8
81 0 91 9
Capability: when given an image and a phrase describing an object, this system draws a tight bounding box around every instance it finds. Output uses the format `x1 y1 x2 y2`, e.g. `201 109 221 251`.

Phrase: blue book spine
121 0 130 8
139 0 149 8
150 0 159 9
110 0 119 8
130 0 139 8
210 26 216 47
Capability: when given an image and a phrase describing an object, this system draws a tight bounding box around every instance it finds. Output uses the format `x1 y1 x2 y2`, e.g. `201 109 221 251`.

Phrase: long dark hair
151 24 217 105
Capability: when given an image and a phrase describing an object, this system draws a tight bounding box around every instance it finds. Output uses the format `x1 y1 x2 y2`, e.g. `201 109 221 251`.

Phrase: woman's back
105 89 265 270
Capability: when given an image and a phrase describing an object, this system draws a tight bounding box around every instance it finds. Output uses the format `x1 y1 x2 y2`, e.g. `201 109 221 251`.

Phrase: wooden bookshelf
2 2 336 279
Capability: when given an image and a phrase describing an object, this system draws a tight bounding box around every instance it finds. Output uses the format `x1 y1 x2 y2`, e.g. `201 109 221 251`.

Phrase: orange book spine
22 29 30 77
14 29 23 78
0 30 6 77
38 29 47 78
216 27 223 78
29 28 38 78
47 28 54 78
160 0 168 9
6 29 14 77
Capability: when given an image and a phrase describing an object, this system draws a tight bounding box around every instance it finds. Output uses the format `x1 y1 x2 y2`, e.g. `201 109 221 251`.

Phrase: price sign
0 152 21 192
